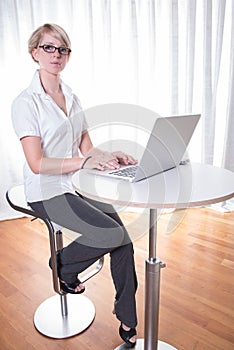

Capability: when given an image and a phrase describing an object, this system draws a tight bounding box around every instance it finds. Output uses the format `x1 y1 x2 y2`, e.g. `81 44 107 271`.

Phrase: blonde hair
28 23 71 62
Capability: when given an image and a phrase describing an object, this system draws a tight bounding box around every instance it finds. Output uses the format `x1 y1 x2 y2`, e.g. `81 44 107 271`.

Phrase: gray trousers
29 192 138 328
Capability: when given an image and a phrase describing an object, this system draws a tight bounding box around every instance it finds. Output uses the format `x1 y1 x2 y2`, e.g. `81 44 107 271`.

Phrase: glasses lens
58 47 71 55
43 45 56 53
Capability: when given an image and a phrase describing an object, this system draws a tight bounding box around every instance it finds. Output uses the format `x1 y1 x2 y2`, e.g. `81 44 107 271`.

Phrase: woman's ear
31 48 39 62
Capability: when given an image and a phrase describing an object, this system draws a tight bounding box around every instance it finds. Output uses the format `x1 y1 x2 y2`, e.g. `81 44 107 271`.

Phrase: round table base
114 339 177 350
34 294 95 338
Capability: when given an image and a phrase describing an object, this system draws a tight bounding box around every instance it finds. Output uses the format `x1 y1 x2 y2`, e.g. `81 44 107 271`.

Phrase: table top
72 163 234 209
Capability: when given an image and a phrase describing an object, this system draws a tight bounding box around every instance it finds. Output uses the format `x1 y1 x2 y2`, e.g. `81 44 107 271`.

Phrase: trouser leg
110 242 138 328
29 193 125 278
29 193 138 327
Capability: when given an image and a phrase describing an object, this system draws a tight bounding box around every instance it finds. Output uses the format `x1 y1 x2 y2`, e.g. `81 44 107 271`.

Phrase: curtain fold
130 0 139 102
202 0 227 166
202 0 213 164
223 0 234 172
184 0 196 113
0 0 233 220
169 0 179 114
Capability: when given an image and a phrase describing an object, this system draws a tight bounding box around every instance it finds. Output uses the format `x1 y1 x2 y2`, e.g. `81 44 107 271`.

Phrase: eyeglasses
38 45 71 55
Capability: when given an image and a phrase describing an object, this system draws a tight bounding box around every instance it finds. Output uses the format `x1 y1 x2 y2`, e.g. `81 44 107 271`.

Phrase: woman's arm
20 131 117 174
21 136 86 174
21 131 137 175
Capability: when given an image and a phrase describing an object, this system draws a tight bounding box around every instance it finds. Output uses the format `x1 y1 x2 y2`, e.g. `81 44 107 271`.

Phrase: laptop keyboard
109 165 138 179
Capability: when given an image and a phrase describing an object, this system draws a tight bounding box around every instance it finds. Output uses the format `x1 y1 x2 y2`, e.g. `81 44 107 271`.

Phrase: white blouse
12 70 88 202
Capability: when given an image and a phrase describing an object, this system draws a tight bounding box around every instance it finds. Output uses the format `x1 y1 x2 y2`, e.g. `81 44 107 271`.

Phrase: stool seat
6 184 104 338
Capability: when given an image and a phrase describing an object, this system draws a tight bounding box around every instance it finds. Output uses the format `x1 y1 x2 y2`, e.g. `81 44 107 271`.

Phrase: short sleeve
11 95 40 140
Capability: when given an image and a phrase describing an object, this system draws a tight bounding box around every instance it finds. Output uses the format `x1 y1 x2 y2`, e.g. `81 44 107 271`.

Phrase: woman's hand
112 151 137 166
81 151 137 171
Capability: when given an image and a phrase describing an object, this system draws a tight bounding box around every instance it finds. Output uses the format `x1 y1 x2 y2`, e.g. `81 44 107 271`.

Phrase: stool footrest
80 256 104 283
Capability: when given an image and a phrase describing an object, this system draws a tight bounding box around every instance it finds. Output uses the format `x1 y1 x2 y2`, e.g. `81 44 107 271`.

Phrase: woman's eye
60 48 68 54
44 45 55 52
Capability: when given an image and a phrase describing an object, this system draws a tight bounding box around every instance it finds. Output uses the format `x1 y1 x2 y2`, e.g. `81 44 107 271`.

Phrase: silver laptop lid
134 114 201 181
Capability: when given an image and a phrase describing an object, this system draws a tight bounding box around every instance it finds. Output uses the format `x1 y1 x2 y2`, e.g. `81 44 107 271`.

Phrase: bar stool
6 184 104 339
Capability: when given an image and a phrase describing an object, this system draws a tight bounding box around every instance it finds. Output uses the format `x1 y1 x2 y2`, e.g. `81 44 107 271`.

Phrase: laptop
89 114 201 182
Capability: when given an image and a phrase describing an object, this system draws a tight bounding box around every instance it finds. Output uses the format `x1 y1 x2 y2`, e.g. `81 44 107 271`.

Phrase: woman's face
32 32 70 75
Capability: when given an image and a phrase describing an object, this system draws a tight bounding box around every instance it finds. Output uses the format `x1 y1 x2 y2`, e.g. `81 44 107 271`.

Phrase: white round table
72 163 234 350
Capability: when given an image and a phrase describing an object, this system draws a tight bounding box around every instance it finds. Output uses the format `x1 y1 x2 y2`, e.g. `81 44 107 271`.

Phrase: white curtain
0 0 233 220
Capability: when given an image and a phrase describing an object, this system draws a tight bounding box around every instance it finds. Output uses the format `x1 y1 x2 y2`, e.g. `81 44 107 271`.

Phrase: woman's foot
60 279 85 294
49 252 85 294
74 282 85 293
119 323 137 348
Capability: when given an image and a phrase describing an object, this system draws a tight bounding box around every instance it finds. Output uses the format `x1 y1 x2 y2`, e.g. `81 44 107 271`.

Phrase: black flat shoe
60 279 85 294
49 252 85 294
119 324 136 348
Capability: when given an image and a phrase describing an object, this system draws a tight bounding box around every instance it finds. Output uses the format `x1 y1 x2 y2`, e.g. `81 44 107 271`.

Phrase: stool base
114 339 177 349
34 294 95 338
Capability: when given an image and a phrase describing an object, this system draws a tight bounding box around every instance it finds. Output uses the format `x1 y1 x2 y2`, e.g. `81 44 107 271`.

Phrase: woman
12 23 138 347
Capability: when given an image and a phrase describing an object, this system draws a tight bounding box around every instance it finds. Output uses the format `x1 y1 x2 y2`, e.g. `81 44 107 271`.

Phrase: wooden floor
0 208 233 350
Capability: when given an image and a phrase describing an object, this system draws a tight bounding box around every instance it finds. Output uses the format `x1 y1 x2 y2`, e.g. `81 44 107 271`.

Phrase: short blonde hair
28 23 71 62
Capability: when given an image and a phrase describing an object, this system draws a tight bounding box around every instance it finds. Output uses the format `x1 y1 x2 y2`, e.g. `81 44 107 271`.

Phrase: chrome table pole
115 209 176 350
